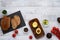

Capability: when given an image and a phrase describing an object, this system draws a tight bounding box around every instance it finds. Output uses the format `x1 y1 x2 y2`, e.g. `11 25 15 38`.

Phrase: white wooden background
0 0 60 40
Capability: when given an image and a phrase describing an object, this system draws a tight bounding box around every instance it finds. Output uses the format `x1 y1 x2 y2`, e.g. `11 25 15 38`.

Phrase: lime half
43 19 49 25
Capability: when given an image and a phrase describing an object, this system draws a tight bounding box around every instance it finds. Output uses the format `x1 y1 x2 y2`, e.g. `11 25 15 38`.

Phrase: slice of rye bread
1 16 10 31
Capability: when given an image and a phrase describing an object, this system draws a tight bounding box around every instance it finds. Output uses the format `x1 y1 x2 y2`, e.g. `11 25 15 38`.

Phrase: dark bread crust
1 16 10 31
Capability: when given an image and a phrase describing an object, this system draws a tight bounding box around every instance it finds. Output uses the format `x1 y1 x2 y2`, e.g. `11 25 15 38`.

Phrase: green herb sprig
2 10 7 15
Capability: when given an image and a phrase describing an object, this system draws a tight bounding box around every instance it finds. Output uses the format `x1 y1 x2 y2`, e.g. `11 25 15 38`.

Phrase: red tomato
12 33 16 38
29 35 33 39
15 30 18 34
